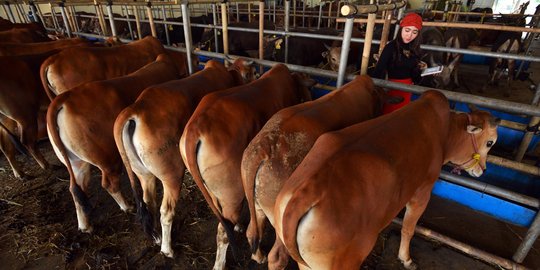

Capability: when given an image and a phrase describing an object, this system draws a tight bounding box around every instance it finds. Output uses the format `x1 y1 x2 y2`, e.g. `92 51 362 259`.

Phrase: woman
370 12 427 114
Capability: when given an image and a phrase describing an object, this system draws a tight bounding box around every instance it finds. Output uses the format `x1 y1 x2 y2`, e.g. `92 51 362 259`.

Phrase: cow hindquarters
398 184 434 270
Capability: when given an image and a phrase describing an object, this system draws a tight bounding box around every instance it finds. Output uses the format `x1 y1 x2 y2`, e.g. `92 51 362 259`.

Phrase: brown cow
275 90 499 270
0 37 90 56
40 36 170 100
113 58 256 258
241 75 384 269
0 51 59 178
180 64 314 270
0 28 51 43
46 53 183 233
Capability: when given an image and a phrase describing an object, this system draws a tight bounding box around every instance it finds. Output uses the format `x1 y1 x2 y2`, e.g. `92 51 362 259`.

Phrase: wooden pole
146 2 157 38
133 5 142 39
360 12 375 75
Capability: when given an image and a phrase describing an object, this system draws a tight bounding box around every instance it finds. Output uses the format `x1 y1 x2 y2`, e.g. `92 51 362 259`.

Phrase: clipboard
421 66 443 77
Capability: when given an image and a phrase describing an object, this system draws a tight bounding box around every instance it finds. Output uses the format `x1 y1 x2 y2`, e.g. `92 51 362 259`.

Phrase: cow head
432 55 460 89
322 43 341 71
226 56 258 84
292 72 315 102
449 109 499 177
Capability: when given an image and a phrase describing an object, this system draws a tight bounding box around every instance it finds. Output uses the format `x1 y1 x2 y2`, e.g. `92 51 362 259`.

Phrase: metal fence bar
181 0 194 74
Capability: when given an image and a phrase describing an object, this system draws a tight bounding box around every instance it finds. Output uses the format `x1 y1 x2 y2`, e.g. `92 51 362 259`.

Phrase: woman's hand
417 61 428 70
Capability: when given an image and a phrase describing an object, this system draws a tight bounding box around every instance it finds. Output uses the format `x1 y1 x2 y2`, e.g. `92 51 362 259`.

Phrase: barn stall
0 0 540 269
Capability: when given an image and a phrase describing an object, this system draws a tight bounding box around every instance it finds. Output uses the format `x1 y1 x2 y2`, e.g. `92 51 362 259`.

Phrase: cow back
42 36 165 95
0 28 50 43
0 38 90 56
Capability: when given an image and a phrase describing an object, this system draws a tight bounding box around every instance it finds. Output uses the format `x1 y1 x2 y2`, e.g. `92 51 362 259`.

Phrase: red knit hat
400 13 423 30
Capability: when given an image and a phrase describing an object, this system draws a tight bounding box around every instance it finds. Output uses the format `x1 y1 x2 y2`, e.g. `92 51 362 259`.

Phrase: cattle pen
1 0 540 269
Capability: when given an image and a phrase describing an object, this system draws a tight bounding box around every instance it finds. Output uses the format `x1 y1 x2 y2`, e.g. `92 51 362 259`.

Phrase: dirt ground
1 62 540 270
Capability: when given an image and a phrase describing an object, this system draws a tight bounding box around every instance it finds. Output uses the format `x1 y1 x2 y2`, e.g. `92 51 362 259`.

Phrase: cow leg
101 168 133 213
136 172 160 244
17 121 48 170
214 222 230 270
398 187 432 270
0 134 25 179
70 160 93 233
504 60 515 97
213 199 243 270
248 202 267 264
159 178 181 258
268 236 289 270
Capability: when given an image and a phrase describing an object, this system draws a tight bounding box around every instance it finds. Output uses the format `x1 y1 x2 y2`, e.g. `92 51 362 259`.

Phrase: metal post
146 2 157 38
220 1 229 58
106 1 117 36
95 1 108 36
35 3 45 25
302 0 305 27
515 83 540 162
235 2 239 22
292 0 296 27
124 5 134 40
181 1 194 75
273 0 275 23
284 0 290 63
248 2 251 23
513 211 540 263
133 5 142 39
15 3 27 23
162 6 170 45
212 4 219 53
28 2 41 23
337 7 355 88
327 0 332 28
393 5 404 40
317 2 322 29
443 0 449 22
70 6 80 33
59 2 72 38
49 4 59 30
5 2 16 23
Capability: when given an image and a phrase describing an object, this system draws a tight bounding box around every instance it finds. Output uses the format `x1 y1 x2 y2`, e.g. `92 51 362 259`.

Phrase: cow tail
0 120 28 156
40 57 57 101
46 92 92 215
181 129 239 253
113 109 159 242
280 181 320 267
240 147 267 255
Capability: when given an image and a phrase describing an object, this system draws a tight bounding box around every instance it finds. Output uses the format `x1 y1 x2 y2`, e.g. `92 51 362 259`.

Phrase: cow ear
467 124 483 134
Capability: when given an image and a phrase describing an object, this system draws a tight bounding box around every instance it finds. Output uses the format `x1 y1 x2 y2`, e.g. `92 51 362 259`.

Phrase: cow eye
486 141 494 147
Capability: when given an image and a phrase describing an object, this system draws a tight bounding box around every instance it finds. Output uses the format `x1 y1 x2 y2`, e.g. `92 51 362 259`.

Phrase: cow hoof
251 253 267 264
79 226 93 234
161 249 174 258
400 258 417 270
234 224 244 233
